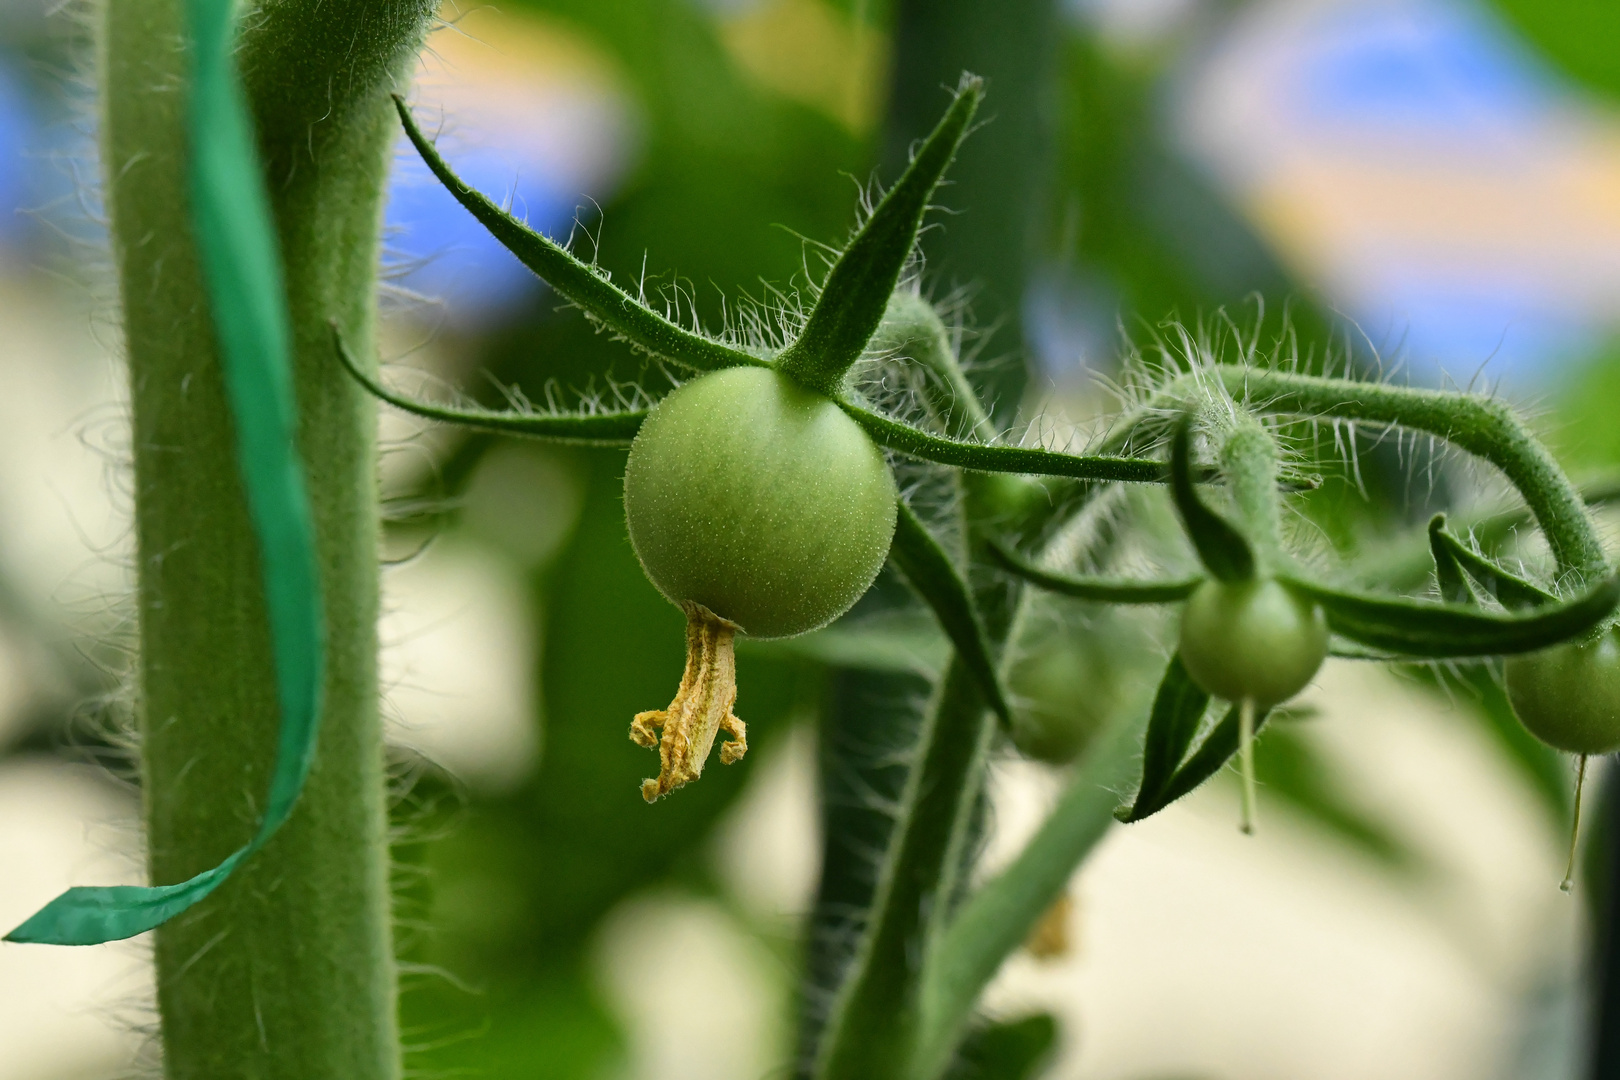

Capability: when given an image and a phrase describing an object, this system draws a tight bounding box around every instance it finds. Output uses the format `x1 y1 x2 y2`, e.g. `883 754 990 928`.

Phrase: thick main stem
106 1 431 1074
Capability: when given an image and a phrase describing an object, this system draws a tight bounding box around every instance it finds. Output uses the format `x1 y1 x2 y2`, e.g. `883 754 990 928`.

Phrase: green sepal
988 538 1202 603
1170 415 1255 582
331 323 646 445
393 96 761 375
888 499 1011 726
1427 514 1476 604
1428 513 1555 609
1283 572 1620 658
842 401 1173 483
776 75 982 395
1116 653 1210 822
1124 698 1275 823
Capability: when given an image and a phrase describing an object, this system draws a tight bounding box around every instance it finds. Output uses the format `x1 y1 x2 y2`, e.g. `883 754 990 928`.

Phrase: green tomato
624 365 898 639
1178 577 1329 708
1007 633 1119 765
1505 630 1620 755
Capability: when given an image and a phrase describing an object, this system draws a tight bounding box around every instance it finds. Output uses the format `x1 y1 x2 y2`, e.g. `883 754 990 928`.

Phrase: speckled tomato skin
1178 578 1329 708
1506 630 1620 755
624 365 898 639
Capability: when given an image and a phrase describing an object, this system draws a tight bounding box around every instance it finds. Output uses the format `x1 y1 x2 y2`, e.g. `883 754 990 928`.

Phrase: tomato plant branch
910 707 1147 1080
812 655 999 1080
1214 411 1284 564
871 292 998 442
1213 367 1607 585
842 401 1174 482
1169 415 1255 582
987 539 1201 602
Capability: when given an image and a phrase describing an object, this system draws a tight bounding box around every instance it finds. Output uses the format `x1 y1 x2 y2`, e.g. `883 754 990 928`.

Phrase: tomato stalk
106 0 432 1074
1214 413 1284 564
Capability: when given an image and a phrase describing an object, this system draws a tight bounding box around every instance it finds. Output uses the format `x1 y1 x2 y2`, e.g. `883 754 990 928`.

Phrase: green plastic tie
6 0 323 946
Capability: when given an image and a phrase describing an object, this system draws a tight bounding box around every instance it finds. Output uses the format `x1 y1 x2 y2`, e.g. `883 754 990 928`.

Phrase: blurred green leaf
1252 725 1418 870
948 1014 1058 1080
1489 0 1620 99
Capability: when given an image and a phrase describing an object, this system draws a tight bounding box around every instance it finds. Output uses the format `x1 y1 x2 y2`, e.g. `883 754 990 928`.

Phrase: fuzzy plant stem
1213 412 1283 564
105 1 432 1074
1211 368 1607 584
813 339 1022 1080
812 656 1000 1080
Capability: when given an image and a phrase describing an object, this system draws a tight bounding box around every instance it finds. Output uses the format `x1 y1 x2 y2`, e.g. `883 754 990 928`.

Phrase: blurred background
3 0 1620 1077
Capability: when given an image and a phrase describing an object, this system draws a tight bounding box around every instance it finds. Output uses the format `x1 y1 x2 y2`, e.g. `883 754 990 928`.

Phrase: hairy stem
910 708 1144 1079
812 657 998 1080
1213 412 1283 565
814 357 1032 1078
107 1 431 1074
870 292 996 443
1213 368 1607 584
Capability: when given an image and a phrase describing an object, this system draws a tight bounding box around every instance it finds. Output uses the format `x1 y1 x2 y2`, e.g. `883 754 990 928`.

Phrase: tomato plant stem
1216 415 1283 568
1213 368 1607 586
106 1 432 1074
812 656 999 1080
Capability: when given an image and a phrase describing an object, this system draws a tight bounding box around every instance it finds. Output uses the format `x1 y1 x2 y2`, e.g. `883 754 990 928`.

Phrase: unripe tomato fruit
625 365 898 637
1505 630 1620 755
1006 617 1134 765
1178 577 1328 708
623 365 897 802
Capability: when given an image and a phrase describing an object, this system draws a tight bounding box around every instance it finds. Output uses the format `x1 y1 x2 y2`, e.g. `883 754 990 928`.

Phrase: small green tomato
1006 624 1125 765
1505 630 1620 755
623 365 898 801
1505 629 1620 891
1178 577 1329 709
